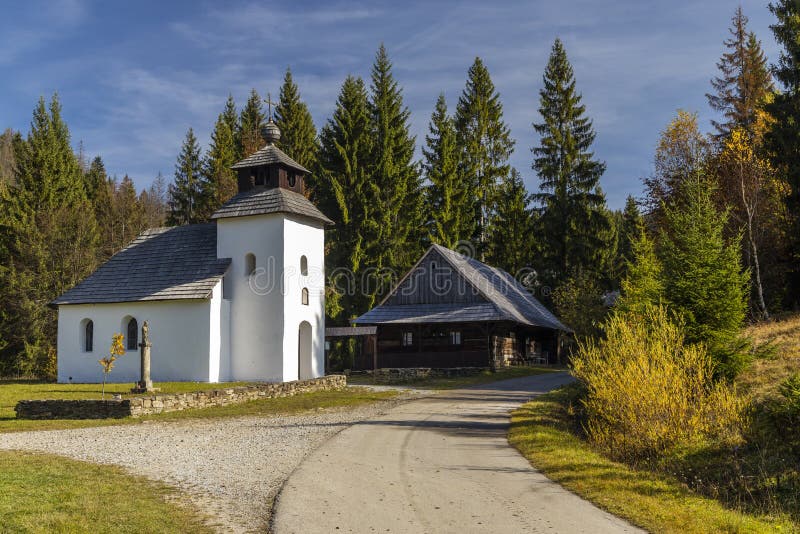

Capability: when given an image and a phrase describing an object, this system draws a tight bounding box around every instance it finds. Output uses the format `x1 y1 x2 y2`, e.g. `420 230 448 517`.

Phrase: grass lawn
346 365 563 390
0 381 399 433
508 386 796 534
0 450 212 533
739 313 800 401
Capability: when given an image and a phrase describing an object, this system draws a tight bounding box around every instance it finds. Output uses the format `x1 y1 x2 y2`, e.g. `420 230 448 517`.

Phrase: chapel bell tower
230 118 308 195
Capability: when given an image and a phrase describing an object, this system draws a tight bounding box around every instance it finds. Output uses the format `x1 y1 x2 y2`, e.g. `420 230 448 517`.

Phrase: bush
570 306 746 464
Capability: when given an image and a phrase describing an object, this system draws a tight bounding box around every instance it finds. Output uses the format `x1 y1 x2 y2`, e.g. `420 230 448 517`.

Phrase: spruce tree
168 128 207 226
368 44 424 274
202 110 239 216
616 230 664 318
0 129 16 192
532 39 608 287
660 174 749 379
618 195 644 271
423 94 469 248
317 76 375 322
486 169 534 275
238 89 265 157
707 6 773 139
84 156 107 203
275 67 318 175
454 57 515 259
767 0 800 308
15 95 86 209
221 94 238 151
0 95 98 376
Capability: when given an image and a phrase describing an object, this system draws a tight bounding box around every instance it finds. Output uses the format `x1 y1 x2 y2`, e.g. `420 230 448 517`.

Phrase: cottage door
298 321 313 380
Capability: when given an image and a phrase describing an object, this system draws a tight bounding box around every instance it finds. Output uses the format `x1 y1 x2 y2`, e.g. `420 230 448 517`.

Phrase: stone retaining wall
15 375 347 420
371 367 486 384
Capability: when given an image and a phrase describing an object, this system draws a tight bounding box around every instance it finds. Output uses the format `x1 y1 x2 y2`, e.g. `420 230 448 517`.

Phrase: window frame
82 319 94 353
301 287 309 305
126 317 139 351
245 253 256 276
450 331 462 346
402 331 414 347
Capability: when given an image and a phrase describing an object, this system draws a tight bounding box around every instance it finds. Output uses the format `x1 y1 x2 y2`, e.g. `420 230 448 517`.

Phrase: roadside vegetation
0 450 212 533
509 386 793 533
0 383 398 433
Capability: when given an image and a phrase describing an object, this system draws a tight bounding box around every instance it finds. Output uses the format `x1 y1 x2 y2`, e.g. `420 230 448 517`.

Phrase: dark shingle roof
211 187 334 224
52 224 231 306
354 244 569 331
230 143 310 173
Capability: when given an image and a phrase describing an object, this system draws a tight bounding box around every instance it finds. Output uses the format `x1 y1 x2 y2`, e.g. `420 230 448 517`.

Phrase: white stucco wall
57 293 219 383
282 216 326 380
217 214 287 381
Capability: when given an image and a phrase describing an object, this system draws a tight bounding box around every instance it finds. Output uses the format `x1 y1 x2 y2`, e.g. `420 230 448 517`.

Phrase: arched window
245 253 256 276
81 319 93 352
301 287 309 305
127 317 138 351
300 255 308 276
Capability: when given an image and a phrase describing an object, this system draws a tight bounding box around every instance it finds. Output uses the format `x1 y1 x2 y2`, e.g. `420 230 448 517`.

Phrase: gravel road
0 392 422 533
274 373 645 534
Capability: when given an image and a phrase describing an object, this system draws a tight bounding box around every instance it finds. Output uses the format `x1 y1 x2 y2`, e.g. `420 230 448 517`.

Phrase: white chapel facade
53 120 331 383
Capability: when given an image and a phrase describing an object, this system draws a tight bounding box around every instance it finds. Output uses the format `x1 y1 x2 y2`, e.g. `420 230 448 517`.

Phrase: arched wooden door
298 321 313 380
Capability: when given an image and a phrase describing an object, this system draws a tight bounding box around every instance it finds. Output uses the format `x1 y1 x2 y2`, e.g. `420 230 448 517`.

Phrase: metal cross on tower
265 92 278 121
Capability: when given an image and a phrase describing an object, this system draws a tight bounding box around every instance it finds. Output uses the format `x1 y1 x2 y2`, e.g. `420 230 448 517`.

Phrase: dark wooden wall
384 249 485 306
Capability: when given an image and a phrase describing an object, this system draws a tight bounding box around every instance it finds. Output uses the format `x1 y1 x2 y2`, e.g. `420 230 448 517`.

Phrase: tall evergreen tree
532 38 608 287
0 95 98 376
83 156 107 203
707 6 773 139
317 76 375 322
238 89 265 157
423 94 470 248
368 44 424 274
486 169 534 275
168 128 207 226
766 0 800 307
15 95 86 209
275 68 318 176
660 174 749 379
616 230 664 318
0 129 16 192
454 57 515 259
221 94 238 150
202 109 239 216
619 195 644 269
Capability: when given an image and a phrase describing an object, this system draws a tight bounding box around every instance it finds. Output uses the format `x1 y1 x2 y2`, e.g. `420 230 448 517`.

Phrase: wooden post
372 333 378 373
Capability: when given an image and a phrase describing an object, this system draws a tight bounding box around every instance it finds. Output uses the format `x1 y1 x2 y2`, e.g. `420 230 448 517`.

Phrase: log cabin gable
384 248 486 306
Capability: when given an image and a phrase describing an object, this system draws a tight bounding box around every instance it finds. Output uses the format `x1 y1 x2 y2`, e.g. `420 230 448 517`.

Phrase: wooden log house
352 245 570 370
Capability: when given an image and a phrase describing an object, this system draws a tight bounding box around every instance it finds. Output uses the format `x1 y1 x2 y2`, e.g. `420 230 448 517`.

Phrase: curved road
273 372 644 533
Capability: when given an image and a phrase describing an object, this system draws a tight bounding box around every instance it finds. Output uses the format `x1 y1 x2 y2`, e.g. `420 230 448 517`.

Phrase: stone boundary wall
371 367 486 384
15 375 346 420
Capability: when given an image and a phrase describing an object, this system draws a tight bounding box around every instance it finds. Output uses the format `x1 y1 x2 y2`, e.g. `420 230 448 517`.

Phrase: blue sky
0 0 780 209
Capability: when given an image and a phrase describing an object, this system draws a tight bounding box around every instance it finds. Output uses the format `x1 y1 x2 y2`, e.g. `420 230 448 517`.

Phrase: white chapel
53 120 332 383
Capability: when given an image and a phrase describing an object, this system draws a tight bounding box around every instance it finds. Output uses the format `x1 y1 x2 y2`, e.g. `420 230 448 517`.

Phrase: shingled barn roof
211 187 333 225
230 143 310 173
354 244 569 331
52 223 231 306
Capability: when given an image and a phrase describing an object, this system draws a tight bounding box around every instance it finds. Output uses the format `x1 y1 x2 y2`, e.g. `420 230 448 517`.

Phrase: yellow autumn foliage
571 306 746 464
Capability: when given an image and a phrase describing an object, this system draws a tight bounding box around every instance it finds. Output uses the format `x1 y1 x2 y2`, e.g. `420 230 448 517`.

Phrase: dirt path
273 373 645 533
